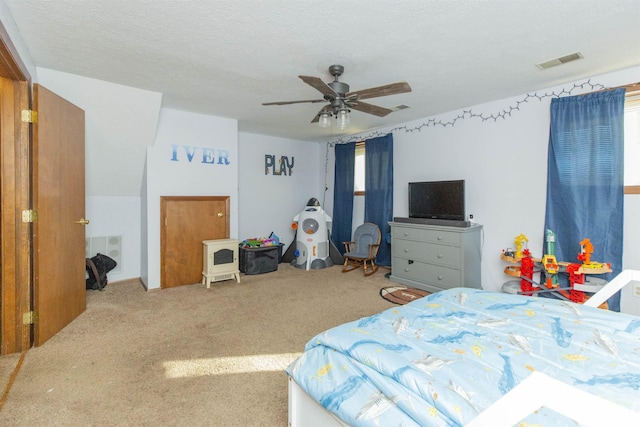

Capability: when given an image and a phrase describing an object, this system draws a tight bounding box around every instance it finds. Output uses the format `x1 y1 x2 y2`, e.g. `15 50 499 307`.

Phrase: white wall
34 68 162 282
35 68 163 197
85 196 141 281
622 196 640 314
0 2 36 79
143 108 238 290
391 95 549 290
238 132 324 250
325 65 640 315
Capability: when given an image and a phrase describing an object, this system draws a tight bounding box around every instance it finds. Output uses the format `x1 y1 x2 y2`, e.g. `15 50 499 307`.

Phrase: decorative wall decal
330 79 607 145
265 155 294 176
170 144 230 165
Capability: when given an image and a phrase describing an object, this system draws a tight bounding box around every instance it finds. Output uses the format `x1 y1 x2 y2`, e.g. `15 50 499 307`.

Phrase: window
625 88 640 194
354 142 365 195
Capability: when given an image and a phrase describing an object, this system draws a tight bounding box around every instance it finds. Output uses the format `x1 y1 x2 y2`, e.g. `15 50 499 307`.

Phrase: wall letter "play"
265 155 294 176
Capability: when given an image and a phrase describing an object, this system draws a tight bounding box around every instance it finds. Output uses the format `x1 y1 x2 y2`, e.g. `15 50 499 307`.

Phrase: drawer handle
437 275 444 280
437 236 443 240
404 268 410 272
404 248 410 253
403 232 409 236
437 254 443 259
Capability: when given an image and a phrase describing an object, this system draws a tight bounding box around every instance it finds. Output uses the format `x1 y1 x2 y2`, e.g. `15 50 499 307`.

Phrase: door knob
217 212 224 217
75 218 90 225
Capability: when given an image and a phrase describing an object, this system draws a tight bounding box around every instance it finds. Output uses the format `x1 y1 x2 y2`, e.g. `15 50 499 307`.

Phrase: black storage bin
239 245 282 275
276 243 284 263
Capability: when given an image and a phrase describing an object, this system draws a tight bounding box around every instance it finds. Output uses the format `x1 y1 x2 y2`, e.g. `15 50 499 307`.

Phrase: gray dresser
389 221 482 293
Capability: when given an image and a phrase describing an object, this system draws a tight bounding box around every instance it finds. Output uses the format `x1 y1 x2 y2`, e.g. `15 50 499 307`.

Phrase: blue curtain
364 133 393 267
544 88 626 311
331 142 356 255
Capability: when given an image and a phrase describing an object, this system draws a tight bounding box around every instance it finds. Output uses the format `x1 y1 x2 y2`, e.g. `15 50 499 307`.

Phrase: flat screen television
408 180 465 221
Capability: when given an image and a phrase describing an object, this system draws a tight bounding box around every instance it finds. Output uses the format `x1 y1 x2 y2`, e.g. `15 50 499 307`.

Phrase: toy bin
239 244 283 275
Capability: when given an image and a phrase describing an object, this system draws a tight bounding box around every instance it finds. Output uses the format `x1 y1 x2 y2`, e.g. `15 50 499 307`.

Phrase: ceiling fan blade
299 75 338 98
262 99 325 106
348 81 411 100
349 101 393 117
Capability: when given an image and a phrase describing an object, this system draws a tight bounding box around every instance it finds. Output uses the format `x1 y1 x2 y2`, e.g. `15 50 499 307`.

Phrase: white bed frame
288 270 640 427
288 376 350 427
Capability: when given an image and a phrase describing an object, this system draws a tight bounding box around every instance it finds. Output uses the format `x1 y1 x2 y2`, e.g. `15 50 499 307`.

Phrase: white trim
583 269 640 308
466 371 640 427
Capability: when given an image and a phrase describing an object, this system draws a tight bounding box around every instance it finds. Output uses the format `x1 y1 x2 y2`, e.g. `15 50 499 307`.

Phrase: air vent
537 52 584 70
391 104 410 111
86 235 122 272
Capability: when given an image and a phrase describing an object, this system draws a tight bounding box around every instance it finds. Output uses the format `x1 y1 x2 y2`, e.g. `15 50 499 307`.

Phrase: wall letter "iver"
170 144 230 165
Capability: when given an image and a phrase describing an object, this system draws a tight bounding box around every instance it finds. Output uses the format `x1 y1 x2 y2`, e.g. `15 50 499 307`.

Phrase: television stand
393 217 471 228
389 221 482 293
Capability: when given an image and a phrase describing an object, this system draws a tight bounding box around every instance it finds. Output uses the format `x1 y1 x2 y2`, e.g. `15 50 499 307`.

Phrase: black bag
86 253 117 291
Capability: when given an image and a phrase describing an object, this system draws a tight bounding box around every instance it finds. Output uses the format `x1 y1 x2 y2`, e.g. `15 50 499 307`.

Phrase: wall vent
86 235 122 272
537 52 584 70
391 104 410 111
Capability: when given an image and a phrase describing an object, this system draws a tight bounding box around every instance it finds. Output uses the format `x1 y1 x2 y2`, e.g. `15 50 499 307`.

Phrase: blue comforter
287 288 640 426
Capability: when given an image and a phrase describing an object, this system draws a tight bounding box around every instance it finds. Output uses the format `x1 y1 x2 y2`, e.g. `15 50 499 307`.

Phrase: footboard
288 375 349 427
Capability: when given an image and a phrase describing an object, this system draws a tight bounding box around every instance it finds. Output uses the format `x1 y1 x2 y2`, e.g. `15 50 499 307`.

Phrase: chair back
353 223 381 254
342 222 382 276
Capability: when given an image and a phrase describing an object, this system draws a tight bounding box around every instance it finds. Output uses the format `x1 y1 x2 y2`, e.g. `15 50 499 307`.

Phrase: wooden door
33 84 86 346
0 76 31 354
160 196 229 288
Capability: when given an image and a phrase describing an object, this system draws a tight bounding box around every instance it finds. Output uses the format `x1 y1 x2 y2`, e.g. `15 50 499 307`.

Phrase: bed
286 270 640 426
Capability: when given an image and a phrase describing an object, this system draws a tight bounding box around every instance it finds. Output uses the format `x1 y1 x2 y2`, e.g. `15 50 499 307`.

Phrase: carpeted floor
0 264 393 426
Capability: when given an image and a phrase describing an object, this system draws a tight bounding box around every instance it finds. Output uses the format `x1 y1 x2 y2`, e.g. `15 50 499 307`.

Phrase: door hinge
22 209 38 223
21 109 38 123
23 311 38 325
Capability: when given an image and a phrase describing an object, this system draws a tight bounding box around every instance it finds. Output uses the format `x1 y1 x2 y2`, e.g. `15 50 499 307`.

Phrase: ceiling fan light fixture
263 64 412 129
318 111 331 128
337 108 350 130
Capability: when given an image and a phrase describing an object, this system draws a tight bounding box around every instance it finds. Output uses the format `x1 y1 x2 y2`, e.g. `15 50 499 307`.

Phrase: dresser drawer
392 257 462 289
393 239 461 268
394 226 427 241
394 225 461 246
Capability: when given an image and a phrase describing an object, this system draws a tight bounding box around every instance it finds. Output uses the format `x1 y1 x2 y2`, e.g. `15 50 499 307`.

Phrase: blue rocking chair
342 222 381 277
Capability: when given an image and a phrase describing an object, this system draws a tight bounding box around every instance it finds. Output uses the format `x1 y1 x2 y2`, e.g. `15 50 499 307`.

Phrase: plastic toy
500 230 611 305
514 233 528 259
289 198 335 270
578 238 593 264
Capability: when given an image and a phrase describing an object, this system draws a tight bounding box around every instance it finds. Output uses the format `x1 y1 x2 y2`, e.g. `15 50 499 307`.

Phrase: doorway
0 24 87 354
160 196 230 288
0 24 32 355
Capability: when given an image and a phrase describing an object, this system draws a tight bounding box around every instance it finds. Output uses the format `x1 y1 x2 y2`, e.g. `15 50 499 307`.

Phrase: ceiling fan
262 65 411 129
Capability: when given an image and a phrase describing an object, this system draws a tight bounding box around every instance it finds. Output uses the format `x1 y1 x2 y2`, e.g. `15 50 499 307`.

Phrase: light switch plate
632 280 640 298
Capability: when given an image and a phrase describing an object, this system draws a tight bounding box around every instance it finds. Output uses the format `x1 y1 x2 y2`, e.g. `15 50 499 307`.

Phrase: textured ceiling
5 0 640 142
